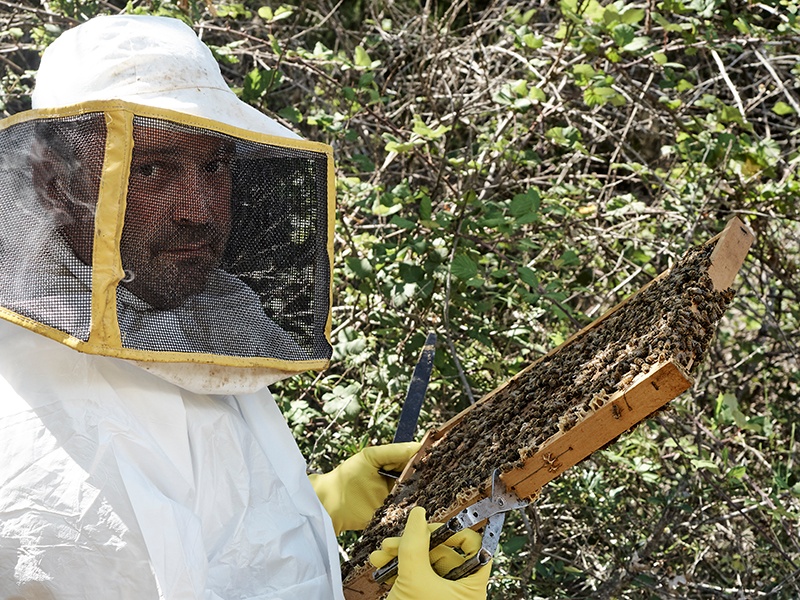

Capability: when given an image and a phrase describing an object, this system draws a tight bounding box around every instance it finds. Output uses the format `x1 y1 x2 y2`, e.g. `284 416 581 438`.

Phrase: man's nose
172 170 214 224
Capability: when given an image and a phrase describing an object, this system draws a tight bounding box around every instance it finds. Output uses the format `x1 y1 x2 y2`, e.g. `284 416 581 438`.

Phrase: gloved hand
369 512 485 579
369 506 492 600
309 442 421 534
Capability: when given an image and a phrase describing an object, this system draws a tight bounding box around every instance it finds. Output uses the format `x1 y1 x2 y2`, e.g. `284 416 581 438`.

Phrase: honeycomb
343 241 735 582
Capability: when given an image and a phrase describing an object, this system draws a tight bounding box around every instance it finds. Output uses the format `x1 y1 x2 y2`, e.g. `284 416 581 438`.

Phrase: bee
611 402 622 420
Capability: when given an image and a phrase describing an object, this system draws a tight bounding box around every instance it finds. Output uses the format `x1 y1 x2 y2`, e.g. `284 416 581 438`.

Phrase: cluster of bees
344 242 735 581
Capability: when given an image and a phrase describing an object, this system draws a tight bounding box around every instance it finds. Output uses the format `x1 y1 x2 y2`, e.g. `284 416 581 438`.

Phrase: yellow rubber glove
309 442 421 534
369 506 492 600
369 518 484 579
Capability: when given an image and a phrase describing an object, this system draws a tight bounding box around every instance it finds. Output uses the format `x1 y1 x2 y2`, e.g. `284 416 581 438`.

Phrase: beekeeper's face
39 123 234 310
121 126 233 309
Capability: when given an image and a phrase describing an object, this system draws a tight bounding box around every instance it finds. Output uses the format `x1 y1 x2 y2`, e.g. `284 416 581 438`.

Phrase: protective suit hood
0 15 335 394
31 14 300 139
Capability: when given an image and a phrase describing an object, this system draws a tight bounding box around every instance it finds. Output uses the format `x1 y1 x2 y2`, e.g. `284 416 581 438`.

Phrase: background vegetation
1 0 798 597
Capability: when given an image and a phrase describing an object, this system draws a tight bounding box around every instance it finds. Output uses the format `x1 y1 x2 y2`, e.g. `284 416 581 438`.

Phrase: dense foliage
2 0 798 597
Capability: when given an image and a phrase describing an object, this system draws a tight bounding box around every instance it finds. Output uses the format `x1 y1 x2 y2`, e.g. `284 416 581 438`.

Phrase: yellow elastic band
87 109 132 348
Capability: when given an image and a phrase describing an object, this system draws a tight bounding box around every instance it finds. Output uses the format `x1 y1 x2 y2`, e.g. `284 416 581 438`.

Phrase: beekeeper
0 13 491 600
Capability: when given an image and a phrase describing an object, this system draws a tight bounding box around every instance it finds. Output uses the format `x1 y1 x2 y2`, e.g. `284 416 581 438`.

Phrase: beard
120 221 229 310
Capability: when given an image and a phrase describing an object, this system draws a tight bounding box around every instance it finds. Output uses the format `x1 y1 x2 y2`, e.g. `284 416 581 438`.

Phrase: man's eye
137 164 158 177
204 158 230 174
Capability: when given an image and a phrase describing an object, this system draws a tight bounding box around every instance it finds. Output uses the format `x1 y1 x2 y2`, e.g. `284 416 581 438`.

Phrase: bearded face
39 121 234 311
120 126 234 310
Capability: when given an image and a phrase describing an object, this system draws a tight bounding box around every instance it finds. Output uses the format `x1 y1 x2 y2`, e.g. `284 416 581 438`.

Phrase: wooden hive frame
342 217 754 599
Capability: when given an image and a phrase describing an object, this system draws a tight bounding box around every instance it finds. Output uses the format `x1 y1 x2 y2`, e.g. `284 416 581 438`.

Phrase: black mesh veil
0 105 334 370
0 112 106 343
225 133 331 357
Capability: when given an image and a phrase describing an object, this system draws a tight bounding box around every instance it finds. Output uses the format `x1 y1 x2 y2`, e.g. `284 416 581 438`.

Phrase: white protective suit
0 14 344 600
0 319 342 599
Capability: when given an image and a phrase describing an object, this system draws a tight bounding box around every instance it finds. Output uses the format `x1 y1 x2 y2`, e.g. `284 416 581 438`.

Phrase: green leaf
773 101 796 116
546 126 582 147
269 35 283 55
312 41 333 59
383 133 424 153
390 215 417 230
371 195 403 217
510 188 541 220
345 257 373 278
688 0 720 18
358 72 376 88
584 86 621 107
272 5 293 21
607 195 647 216
727 465 747 481
216 3 252 18
522 33 543 49
258 4 294 23
451 254 478 280
322 383 361 418
563 565 584 574
623 36 651 52
528 86 546 102
719 103 745 124
612 23 635 47
573 63 596 84
583 0 606 22
419 195 432 221
399 263 425 283
502 534 528 554
659 96 683 110
412 115 451 140
285 399 312 428
350 153 375 172
558 249 580 266
651 12 695 33
690 459 720 472
620 7 646 24
517 266 539 288
511 79 529 97
278 106 302 123
653 52 668 65
242 68 277 102
354 46 373 68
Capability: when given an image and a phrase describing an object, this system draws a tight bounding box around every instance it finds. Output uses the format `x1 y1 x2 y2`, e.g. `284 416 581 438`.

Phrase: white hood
32 15 300 140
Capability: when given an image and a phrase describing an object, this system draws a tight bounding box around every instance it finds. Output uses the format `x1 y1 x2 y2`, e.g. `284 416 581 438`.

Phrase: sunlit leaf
451 254 478 280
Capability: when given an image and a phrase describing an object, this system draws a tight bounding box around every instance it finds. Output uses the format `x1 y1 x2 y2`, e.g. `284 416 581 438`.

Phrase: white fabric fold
0 320 344 599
